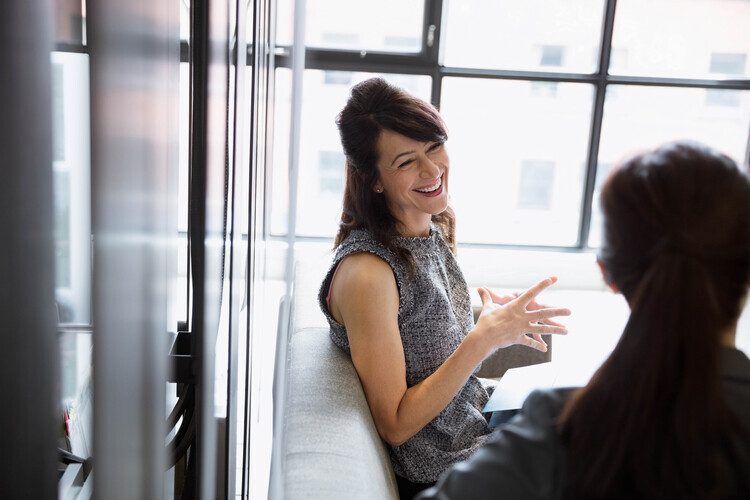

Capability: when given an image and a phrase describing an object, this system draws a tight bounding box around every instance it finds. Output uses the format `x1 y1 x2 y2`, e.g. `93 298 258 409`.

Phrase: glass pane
440 77 594 246
276 0 423 52
174 62 190 326
610 0 750 78
271 70 432 237
180 0 190 41
53 51 93 466
276 0 293 46
54 0 85 45
588 85 750 246
178 62 190 233
52 52 91 325
443 0 606 73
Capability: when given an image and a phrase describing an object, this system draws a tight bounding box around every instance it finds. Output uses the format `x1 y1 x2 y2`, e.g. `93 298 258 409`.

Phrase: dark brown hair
334 78 456 270
559 141 750 498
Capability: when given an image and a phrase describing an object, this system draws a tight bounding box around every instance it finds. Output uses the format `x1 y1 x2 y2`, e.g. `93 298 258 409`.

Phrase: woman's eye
398 159 414 168
428 142 442 152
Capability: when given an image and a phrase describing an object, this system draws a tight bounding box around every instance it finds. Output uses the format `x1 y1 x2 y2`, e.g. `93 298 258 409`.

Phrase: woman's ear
373 182 383 193
597 259 620 294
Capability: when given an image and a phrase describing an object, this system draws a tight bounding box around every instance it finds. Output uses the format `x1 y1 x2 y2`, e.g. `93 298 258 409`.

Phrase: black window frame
58 0 750 254
268 0 750 251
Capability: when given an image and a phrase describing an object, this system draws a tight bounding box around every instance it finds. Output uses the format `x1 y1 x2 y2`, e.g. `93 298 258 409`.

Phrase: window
300 0 424 53
442 0 604 72
383 36 420 51
273 0 750 250
540 45 565 67
706 53 746 107
610 1 750 79
530 81 558 98
319 151 345 194
706 89 741 107
590 84 750 246
270 69 431 237
52 51 91 325
518 161 555 209
441 77 592 246
52 63 65 162
709 53 746 75
530 46 565 97
323 70 353 85
321 32 360 47
51 50 93 451
608 47 628 74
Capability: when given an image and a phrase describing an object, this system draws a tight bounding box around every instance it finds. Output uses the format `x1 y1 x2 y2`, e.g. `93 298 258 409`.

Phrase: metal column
88 1 178 497
0 0 57 498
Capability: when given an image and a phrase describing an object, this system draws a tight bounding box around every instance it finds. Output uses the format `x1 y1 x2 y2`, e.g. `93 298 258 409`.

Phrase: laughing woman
318 78 571 499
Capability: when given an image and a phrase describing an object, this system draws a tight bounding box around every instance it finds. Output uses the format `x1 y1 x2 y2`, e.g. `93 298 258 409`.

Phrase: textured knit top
318 225 492 483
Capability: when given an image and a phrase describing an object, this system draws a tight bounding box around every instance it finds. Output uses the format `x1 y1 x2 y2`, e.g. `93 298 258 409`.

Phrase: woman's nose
420 157 441 178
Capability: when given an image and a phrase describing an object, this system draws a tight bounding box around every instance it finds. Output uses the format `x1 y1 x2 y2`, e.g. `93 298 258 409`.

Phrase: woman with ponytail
418 141 750 499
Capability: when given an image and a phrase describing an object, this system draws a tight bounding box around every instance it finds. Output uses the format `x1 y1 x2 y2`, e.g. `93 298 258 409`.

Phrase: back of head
334 78 455 258
560 141 750 498
600 141 750 320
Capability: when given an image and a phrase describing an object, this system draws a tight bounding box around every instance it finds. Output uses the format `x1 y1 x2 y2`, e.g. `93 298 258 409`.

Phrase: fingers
540 318 566 328
485 287 515 306
528 307 571 322
477 287 492 307
495 294 516 306
516 276 558 306
526 299 549 311
531 333 548 351
528 323 567 335
521 334 548 352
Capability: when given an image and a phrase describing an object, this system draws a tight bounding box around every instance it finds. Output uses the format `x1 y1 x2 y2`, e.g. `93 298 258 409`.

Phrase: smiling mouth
414 175 443 194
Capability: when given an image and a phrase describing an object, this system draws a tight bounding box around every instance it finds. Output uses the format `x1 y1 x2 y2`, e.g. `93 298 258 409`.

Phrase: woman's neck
393 211 432 237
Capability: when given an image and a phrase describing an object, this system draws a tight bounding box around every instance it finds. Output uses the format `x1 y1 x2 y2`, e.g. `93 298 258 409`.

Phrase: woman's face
374 129 449 235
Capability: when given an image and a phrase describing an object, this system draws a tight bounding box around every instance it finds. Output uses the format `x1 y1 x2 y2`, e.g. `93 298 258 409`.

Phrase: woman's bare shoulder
330 251 398 321
336 251 395 287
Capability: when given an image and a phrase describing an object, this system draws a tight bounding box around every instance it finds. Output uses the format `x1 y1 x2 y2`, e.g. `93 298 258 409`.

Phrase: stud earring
375 187 383 193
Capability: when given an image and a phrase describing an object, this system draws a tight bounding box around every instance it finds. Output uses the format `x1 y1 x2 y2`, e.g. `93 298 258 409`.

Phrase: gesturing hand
473 277 571 354
484 286 567 351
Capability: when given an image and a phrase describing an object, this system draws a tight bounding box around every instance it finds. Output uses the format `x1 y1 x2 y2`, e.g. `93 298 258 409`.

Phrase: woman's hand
484 287 567 351
470 277 571 356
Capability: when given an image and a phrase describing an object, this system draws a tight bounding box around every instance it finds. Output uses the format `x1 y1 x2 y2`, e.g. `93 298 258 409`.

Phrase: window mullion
577 0 618 249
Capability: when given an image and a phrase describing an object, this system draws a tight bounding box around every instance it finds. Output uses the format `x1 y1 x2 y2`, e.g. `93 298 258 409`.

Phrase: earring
375 187 383 193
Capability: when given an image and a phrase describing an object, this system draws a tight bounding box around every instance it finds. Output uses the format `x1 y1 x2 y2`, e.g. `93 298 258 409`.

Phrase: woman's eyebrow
390 150 415 167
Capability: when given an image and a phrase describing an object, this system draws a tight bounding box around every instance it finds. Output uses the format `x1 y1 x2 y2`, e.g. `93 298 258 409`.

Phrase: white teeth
415 178 442 193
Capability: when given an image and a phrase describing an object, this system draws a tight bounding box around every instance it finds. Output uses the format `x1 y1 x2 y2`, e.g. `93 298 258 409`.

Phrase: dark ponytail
558 142 750 498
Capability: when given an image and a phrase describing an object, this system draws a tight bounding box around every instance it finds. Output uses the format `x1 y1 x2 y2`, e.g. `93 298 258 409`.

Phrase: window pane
443 0 605 73
610 0 750 78
588 85 750 247
276 0 423 53
175 62 190 327
53 51 93 461
180 0 190 41
271 70 432 237
441 78 594 246
52 52 91 325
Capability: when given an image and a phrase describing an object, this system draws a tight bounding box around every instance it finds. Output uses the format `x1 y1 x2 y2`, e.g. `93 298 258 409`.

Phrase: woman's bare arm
329 252 569 446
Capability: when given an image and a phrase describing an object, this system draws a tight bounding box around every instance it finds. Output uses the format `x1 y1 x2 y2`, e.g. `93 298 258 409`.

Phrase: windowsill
266 237 606 291
277 237 750 356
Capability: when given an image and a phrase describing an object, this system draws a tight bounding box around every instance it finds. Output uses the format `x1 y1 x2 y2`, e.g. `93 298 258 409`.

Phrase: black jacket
417 347 750 500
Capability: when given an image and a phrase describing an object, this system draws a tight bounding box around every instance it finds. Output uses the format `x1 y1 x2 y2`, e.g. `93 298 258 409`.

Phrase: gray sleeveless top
318 225 491 483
